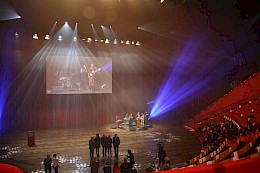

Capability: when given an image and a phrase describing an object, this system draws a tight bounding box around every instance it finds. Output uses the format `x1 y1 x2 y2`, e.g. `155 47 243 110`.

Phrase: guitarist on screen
88 63 101 91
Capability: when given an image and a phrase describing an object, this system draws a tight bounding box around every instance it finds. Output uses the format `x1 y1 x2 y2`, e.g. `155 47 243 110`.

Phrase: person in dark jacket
89 137 95 158
120 158 131 173
90 157 99 173
113 134 120 158
107 135 112 157
101 134 108 157
44 154 52 173
94 134 101 157
127 150 135 168
103 161 111 173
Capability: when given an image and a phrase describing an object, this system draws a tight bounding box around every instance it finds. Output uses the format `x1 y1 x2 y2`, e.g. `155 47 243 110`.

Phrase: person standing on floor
107 135 112 157
113 134 120 158
52 153 59 173
89 137 95 158
101 134 108 157
44 154 52 173
127 150 135 168
94 134 101 157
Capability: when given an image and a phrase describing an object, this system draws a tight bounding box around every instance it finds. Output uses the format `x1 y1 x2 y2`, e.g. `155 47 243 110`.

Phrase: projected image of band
46 57 112 94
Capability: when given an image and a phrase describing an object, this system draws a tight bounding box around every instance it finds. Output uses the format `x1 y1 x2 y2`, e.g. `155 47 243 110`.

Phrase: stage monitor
46 56 112 94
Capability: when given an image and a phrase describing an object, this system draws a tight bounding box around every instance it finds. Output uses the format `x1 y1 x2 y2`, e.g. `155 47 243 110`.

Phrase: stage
0 123 201 173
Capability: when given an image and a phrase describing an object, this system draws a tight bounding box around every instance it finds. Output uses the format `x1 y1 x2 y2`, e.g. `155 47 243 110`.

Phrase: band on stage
51 63 101 92
115 112 150 130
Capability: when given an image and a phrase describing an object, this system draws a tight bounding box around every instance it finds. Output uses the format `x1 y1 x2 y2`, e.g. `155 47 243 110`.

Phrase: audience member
52 153 59 173
113 161 120 173
90 157 99 173
107 135 112 157
113 134 120 158
44 154 52 173
101 134 108 157
120 158 131 173
89 137 95 158
103 161 112 173
127 150 135 168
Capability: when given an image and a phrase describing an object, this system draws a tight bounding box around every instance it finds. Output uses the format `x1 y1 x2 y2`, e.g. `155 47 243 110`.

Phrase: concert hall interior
0 0 259 173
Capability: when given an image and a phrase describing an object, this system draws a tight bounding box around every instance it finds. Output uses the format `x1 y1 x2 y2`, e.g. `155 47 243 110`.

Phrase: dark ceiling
1 0 178 39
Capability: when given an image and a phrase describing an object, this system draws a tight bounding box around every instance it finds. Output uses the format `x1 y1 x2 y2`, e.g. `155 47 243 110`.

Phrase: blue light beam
102 61 112 72
150 37 230 119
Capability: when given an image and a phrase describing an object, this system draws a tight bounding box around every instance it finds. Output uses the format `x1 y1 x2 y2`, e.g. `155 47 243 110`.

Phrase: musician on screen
88 63 101 91
80 64 88 90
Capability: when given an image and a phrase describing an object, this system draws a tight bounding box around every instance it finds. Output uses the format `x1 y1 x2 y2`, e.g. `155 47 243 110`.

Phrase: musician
140 113 145 126
88 63 96 91
80 64 88 90
136 112 140 128
129 114 133 128
144 112 149 126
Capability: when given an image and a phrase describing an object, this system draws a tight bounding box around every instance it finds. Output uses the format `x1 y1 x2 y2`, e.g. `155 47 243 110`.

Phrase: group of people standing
43 153 59 173
89 134 120 159
90 149 135 173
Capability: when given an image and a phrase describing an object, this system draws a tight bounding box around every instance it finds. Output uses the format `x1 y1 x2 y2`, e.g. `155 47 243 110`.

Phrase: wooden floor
0 122 201 173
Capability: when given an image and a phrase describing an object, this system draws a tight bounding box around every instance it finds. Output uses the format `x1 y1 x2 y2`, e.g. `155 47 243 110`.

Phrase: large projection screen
46 57 112 94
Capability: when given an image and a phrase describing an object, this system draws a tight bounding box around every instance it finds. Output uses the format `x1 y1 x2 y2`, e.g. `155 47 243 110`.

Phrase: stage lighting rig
58 35 62 41
105 39 110 44
32 34 39 40
45 34 50 40
14 32 19 38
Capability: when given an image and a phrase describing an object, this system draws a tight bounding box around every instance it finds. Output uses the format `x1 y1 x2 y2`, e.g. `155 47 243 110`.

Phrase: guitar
88 68 101 78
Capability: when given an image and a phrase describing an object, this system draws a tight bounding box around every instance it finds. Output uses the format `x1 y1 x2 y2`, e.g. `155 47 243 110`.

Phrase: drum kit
59 77 72 89
57 73 79 91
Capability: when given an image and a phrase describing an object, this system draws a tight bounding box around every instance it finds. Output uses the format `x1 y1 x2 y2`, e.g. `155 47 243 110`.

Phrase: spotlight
87 37 92 42
136 41 141 46
105 39 110 44
95 38 98 42
58 35 62 41
82 38 86 41
110 26 112 29
113 39 117 44
76 22 78 25
161 0 165 3
45 34 50 40
121 40 124 44
132 41 135 45
14 32 19 37
55 21 58 24
32 33 39 39
18 16 21 19
65 22 68 24
101 25 104 28
125 40 130 45
73 36 77 41
91 24 94 27
137 26 141 30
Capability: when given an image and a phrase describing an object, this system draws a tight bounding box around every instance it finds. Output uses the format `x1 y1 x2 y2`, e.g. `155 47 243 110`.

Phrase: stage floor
0 122 201 173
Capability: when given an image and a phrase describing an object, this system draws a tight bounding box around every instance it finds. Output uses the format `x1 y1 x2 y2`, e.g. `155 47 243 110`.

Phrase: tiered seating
185 72 260 130
180 73 260 173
